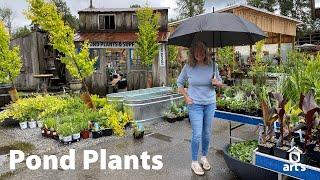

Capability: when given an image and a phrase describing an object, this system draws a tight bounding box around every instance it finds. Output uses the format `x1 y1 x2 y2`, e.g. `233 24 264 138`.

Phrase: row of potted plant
216 85 264 117
257 92 320 167
0 94 139 144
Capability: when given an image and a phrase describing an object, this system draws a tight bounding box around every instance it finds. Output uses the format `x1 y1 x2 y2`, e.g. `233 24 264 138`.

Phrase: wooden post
278 34 282 59
249 45 253 65
292 36 295 50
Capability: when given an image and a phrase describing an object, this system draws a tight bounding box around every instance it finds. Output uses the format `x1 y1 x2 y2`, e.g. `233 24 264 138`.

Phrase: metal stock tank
107 87 183 123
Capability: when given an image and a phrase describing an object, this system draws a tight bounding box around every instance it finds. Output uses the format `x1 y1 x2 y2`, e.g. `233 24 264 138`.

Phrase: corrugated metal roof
79 7 169 13
169 3 302 26
74 32 170 42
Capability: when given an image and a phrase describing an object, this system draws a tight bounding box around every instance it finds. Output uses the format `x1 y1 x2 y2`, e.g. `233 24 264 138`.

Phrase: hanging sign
158 44 166 67
89 41 135 48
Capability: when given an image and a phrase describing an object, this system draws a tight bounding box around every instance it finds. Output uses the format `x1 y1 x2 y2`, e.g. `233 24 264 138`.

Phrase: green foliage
228 140 258 163
247 0 277 12
168 45 179 68
26 0 96 81
0 94 131 136
0 21 22 86
51 0 79 30
217 46 236 70
11 26 31 40
56 122 73 136
0 7 13 34
164 101 188 118
135 7 160 68
176 0 205 18
281 50 317 104
249 40 269 102
92 95 108 109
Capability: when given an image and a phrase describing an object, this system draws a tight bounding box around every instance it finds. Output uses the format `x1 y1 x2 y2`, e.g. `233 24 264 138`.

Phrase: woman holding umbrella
177 41 223 175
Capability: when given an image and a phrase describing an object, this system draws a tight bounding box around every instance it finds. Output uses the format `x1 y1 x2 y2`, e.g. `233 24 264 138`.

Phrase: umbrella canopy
168 12 267 48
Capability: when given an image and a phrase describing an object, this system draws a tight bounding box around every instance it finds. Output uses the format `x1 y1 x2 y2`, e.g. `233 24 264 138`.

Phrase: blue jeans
188 103 216 161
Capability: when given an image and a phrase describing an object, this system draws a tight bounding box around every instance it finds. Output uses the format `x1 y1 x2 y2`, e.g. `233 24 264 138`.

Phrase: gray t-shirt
177 62 222 105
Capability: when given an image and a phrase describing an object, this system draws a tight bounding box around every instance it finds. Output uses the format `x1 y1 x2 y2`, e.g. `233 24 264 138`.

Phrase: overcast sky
0 0 319 30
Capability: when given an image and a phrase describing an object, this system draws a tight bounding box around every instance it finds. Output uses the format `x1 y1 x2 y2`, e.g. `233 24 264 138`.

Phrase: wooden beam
278 33 282 58
292 36 295 50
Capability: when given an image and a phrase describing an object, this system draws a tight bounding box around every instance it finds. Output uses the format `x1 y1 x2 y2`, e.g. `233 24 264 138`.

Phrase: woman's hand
184 96 193 105
212 78 223 87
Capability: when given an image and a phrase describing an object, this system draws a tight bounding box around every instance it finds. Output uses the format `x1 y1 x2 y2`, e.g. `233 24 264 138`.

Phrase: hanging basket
80 91 95 109
8 88 19 102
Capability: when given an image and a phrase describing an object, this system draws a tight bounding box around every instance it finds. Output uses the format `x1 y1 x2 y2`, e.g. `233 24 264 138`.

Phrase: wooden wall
233 8 297 37
10 32 46 91
79 10 168 32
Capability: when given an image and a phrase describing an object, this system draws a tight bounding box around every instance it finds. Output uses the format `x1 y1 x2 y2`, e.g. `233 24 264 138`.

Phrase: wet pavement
0 119 259 180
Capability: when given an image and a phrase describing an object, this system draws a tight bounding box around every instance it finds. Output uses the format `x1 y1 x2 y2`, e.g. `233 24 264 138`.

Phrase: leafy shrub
228 140 258 163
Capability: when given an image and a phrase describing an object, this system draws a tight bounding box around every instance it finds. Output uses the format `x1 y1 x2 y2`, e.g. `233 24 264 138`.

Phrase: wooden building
11 31 65 91
169 4 302 62
75 7 170 94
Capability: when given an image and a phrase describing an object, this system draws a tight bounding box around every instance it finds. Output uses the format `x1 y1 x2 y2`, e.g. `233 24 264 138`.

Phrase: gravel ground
0 119 259 180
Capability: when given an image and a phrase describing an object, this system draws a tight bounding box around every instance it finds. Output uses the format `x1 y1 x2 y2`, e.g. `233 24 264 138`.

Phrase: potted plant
164 112 177 123
80 121 91 139
28 119 37 129
17 113 28 130
27 109 37 129
223 140 278 180
91 122 102 139
101 126 113 137
43 117 56 138
100 118 113 137
133 121 144 139
71 124 81 142
57 123 73 144
37 120 43 128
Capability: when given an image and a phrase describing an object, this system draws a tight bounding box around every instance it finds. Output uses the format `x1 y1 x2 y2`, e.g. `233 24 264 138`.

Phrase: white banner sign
158 44 166 67
89 42 135 48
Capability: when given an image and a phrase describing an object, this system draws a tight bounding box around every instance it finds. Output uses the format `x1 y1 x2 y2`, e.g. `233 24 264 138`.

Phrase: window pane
99 15 104 29
110 16 115 29
105 16 110 29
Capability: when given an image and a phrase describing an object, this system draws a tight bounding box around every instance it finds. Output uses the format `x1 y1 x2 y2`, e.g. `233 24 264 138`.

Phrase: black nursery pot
177 116 184 121
101 128 113 136
134 131 144 139
258 143 275 155
223 144 278 180
124 122 133 129
310 149 320 167
165 117 176 123
92 131 102 139
274 146 290 160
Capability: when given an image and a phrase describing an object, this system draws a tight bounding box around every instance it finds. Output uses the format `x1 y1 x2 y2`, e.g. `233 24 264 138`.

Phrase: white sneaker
200 156 211 171
191 161 204 175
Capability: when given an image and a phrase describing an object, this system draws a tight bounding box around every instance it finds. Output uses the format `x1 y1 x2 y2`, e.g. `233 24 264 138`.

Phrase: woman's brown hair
188 41 211 67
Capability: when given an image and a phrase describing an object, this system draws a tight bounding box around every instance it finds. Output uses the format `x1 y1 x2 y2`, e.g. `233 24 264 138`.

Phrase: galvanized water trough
107 87 183 123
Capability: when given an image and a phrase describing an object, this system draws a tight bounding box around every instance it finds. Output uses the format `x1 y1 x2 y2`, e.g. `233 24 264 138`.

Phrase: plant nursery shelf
253 150 320 180
215 110 264 143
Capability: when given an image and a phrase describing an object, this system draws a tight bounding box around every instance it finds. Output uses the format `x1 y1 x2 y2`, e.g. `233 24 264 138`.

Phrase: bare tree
0 7 13 34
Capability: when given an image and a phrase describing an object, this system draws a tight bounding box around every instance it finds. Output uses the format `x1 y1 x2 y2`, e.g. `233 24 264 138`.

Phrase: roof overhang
169 4 302 27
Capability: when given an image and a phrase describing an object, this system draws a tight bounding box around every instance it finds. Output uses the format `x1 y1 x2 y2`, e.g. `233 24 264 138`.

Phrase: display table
33 74 53 93
253 150 320 180
214 110 263 143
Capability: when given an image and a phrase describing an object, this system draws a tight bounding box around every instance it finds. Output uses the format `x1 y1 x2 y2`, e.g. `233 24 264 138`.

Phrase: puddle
0 154 7 167
148 133 172 142
0 142 34 155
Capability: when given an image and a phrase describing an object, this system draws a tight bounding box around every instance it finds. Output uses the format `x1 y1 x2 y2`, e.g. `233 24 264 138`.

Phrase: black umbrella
168 12 267 48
